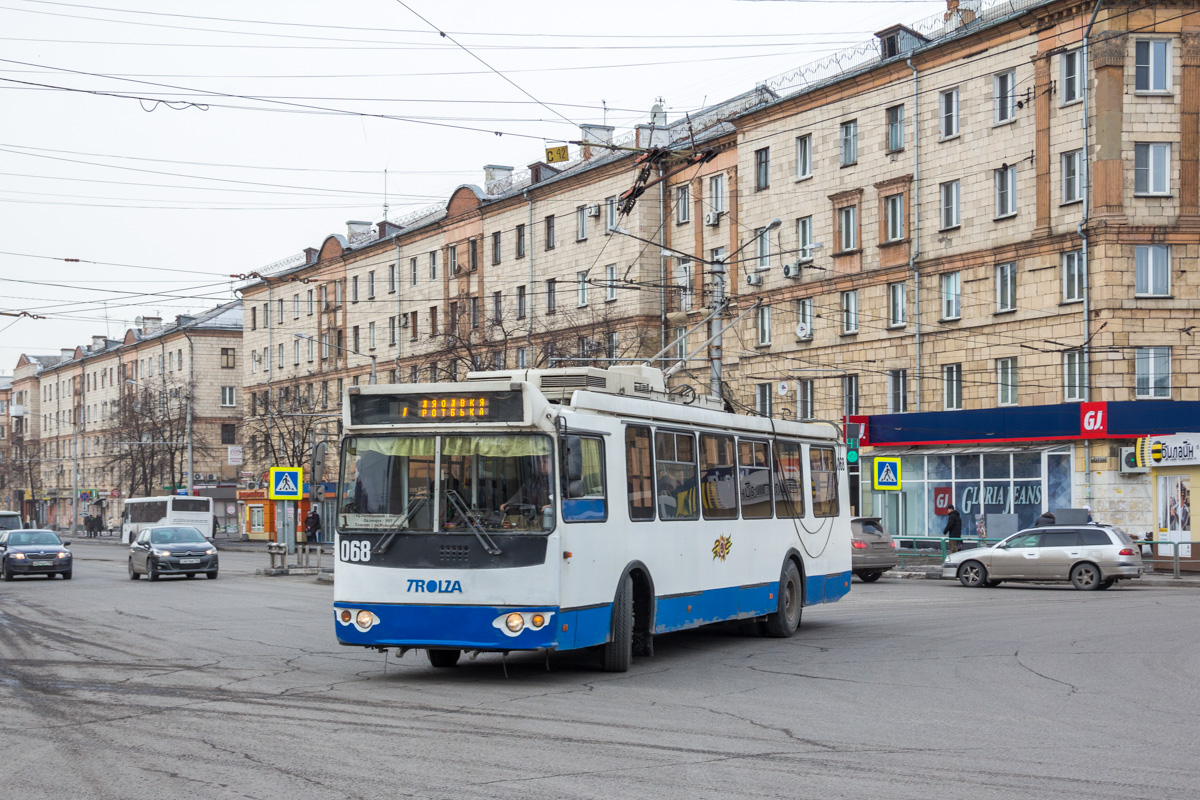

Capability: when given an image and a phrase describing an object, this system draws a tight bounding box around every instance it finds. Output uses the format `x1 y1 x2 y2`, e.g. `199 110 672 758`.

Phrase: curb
885 568 1200 588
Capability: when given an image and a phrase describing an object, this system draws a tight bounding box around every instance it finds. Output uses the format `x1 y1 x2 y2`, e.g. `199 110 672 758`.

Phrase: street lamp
126 379 192 495
293 332 377 384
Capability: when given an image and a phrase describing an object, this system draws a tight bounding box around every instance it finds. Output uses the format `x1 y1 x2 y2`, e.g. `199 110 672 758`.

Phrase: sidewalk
67 534 331 554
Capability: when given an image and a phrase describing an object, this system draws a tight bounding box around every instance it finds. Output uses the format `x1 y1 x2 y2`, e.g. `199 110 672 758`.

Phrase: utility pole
71 405 79 535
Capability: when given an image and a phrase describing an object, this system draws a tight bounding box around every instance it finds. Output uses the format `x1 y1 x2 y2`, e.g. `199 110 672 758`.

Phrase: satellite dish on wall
134 316 144 327
777 382 789 397
795 321 811 339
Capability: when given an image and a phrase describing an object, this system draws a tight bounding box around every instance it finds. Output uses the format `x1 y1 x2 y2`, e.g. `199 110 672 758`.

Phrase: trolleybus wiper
373 496 426 555
443 489 503 556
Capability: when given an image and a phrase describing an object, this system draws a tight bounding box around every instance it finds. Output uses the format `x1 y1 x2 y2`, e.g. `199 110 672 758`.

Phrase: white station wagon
942 525 1143 591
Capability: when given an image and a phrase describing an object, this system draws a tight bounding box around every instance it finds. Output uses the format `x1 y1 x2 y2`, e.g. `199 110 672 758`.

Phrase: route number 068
340 540 372 562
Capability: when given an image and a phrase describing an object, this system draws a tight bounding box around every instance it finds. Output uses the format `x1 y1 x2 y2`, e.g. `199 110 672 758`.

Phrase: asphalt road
1 542 1197 800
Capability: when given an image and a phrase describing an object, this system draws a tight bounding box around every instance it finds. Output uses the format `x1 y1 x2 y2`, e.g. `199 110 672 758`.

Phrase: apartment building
6 303 243 531
237 0 1199 545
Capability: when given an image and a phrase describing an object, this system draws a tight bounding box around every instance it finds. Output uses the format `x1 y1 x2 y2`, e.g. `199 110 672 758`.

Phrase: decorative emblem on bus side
712 535 732 562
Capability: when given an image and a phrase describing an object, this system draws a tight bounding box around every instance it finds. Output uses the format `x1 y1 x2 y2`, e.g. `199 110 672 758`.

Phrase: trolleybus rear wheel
765 562 802 638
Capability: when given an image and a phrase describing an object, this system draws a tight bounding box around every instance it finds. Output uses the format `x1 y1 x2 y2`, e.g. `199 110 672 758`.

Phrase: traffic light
846 438 860 464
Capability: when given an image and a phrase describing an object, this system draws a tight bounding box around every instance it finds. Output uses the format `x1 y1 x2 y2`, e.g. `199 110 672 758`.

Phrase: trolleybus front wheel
765 561 802 638
600 575 633 672
427 648 462 668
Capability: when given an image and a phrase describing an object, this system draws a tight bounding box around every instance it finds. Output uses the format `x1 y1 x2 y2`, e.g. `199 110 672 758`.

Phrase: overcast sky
0 0 946 367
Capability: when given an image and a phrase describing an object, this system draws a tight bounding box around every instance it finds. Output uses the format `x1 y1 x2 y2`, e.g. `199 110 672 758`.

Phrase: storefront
1135 432 1198 568
235 483 335 542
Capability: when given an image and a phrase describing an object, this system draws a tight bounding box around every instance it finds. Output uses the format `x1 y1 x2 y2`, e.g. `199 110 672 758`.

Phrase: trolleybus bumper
334 602 561 651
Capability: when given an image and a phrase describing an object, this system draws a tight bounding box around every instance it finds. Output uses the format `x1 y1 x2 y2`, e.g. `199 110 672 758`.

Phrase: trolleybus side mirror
564 436 584 485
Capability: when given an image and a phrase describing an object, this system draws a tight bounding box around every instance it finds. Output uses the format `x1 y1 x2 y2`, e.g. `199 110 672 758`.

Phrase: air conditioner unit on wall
587 204 601 218
1120 447 1149 474
746 273 763 287
704 211 721 227
782 263 802 278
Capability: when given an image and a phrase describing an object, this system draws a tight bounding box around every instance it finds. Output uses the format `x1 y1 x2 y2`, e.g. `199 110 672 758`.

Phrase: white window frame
293 339 300 365
1135 244 1170 297
997 357 1018 406
675 261 692 312
838 205 857 252
1062 250 1084 303
888 369 908 413
606 196 618 231
368 270 376 298
756 304 772 345
576 273 587 307
1064 351 1087 402
995 165 1017 218
448 245 458 275
1135 346 1171 398
709 175 725 213
841 290 858 334
887 281 906 327
1135 39 1171 93
676 185 690 223
1134 143 1171 196
943 364 962 410
994 70 1016 124
941 272 961 320
796 298 813 340
755 147 770 190
940 88 959 139
1061 49 1081 105
429 250 438 281
577 206 588 240
884 194 904 242
1061 149 1083 204
797 216 813 261
940 180 961 229
840 120 858 166
220 386 235 407
843 375 859 416
606 264 618 302
886 104 905 152
797 379 814 420
369 321 376 350
755 383 772 416
755 227 771 268
795 134 812 179
995 261 1017 312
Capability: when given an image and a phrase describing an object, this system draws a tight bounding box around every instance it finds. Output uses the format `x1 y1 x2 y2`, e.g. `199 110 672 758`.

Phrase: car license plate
180 558 201 565
32 560 53 567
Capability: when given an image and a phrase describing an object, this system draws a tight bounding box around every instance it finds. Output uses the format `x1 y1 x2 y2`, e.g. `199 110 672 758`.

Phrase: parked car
0 511 23 531
129 526 218 581
0 529 72 579
852 517 900 582
942 524 1142 590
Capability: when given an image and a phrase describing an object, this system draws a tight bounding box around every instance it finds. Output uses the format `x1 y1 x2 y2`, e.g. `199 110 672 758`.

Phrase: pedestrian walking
1035 510 1056 527
942 504 962 553
305 508 323 544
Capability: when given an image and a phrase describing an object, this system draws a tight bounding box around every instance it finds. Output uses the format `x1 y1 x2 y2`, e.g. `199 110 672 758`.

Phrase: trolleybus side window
773 440 805 519
625 426 656 521
561 435 606 522
655 430 699 521
700 433 738 520
810 446 840 517
738 439 772 519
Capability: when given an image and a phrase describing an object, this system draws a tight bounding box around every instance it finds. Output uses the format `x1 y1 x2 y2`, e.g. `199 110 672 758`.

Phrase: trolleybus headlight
530 613 546 629
356 610 375 629
339 610 353 624
505 613 524 633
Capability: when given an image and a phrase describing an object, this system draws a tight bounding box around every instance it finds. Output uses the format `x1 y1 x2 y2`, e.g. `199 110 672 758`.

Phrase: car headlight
57 552 69 559
152 549 171 557
205 548 216 555
10 553 25 560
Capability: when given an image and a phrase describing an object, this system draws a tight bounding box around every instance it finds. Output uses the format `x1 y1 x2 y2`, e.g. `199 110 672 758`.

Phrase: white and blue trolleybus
333 365 852 671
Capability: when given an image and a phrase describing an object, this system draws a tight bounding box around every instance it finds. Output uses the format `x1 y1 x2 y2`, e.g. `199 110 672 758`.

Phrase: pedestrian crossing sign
269 467 304 500
873 458 901 491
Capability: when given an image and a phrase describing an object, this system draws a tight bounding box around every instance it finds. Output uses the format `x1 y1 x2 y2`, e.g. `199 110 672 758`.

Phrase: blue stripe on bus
334 602 558 651
805 570 852 606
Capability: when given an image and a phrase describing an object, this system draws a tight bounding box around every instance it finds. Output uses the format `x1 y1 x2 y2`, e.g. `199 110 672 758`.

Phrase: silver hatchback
942 525 1143 590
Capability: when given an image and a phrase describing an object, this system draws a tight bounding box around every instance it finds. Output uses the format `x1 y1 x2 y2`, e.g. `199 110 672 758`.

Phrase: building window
430 306 438 336
368 270 376 298
888 282 906 327
320 334 329 360
755 147 770 190
756 304 771 345
221 423 236 445
577 206 588 240
886 104 905 152
220 347 235 368
470 297 479 328
517 285 527 319
888 369 908 413
1134 143 1171 195
943 364 962 410
1135 245 1170 296
448 245 458 275
795 135 812 179
388 265 396 293
293 293 300 318
1136 346 1171 398
544 215 555 250
797 216 813 260
492 231 502 264
755 226 771 268
940 88 959 138
844 374 859 415
796 298 813 340
606 264 618 302
755 383 772 416
940 180 961 229
884 193 904 242
605 196 617 231
429 250 438 281
293 339 300 365
676 185 690 223
1062 149 1083 204
307 289 314 315
353 326 361 353
995 261 1017 312
469 238 478 271
1061 49 1081 104
220 386 235 407
840 120 858 165
308 338 314 361
1064 351 1087 401
841 290 858 334
995 165 1017 217
517 347 528 369
1135 39 1171 92
369 321 377 349
997 357 1018 406
492 291 502 324
351 276 359 303
1062 250 1084 303
994 70 1016 123
675 261 692 311
546 279 557 313
516 224 526 258
410 257 418 285
277 298 284 322
941 272 961 320
709 174 725 212
797 379 814 420
577 272 588 307
837 205 857 251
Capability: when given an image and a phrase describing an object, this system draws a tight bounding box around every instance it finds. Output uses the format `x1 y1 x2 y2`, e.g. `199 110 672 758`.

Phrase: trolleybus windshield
339 434 554 534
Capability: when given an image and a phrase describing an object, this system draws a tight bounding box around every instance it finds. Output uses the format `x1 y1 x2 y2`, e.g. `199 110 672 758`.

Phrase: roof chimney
90 335 106 351
60 348 74 361
346 220 375 247
579 125 615 160
944 0 980 29
141 316 163 334
483 164 514 193
636 103 670 148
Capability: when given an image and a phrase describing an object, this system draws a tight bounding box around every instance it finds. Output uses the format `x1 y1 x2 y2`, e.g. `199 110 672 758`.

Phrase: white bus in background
333 365 853 672
121 496 214 544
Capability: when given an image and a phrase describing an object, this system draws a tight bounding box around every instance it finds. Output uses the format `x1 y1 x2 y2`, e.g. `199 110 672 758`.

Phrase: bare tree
241 383 338 477
109 376 212 497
